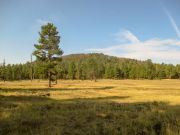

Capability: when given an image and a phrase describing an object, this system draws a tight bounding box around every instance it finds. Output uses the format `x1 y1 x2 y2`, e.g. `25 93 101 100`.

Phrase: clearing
0 80 180 135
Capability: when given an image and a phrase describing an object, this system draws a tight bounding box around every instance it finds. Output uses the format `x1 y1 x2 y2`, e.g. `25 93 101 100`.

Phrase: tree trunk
49 72 51 87
94 74 97 82
31 74 32 82
55 75 57 84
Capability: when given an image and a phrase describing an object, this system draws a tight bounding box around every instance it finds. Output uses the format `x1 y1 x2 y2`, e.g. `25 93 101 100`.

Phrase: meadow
0 79 180 135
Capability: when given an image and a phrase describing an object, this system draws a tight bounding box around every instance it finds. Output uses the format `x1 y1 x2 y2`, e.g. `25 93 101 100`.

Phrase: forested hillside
1 53 180 81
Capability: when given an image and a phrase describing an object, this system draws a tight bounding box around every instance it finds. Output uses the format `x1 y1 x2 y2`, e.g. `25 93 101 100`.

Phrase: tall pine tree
33 23 63 87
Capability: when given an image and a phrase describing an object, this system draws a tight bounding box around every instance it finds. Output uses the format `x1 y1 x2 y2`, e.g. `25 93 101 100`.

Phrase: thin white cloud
30 19 52 35
36 19 49 25
163 7 180 38
86 30 180 64
31 19 49 34
114 30 140 43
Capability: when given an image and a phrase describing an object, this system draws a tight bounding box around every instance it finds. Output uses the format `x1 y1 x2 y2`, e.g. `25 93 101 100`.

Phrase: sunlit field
0 80 180 135
1 79 180 105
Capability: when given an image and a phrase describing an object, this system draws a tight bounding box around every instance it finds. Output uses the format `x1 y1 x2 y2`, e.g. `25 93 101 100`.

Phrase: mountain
62 53 140 64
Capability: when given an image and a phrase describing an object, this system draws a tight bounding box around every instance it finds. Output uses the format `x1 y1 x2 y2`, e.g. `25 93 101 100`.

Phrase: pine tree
79 62 87 80
3 59 6 82
88 58 98 81
76 62 83 80
114 66 123 79
30 54 34 81
33 23 63 87
105 64 114 79
68 62 76 80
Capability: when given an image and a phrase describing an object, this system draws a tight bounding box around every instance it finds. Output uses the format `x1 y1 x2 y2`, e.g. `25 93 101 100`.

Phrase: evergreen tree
88 58 98 81
80 62 87 80
33 23 63 87
114 66 122 79
68 62 76 80
145 59 155 79
105 64 114 79
176 64 180 79
76 62 84 80
3 59 6 82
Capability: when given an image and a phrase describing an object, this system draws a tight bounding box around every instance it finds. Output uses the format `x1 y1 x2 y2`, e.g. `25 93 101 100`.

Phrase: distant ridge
62 53 141 63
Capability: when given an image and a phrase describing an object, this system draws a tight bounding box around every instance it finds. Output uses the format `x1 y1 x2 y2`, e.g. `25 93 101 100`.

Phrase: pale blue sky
0 0 180 64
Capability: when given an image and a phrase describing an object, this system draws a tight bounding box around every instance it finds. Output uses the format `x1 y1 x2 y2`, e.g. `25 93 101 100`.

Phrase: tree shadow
0 86 115 93
0 94 180 135
59 95 130 102
0 95 51 103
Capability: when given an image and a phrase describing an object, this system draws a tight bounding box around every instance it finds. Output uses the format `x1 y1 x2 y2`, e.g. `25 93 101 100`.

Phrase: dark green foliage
0 94 179 135
144 59 155 79
105 64 114 79
68 62 76 80
0 59 6 82
87 58 98 81
1 53 180 81
33 23 63 87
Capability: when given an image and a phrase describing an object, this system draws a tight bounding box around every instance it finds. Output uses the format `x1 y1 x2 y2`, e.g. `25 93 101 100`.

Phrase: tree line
1 53 180 81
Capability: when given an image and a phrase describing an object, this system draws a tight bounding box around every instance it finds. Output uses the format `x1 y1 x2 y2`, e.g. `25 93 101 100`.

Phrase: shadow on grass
0 95 51 103
0 86 115 93
0 94 180 135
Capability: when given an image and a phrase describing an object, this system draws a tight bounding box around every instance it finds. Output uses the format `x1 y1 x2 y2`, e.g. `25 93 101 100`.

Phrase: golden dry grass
0 79 180 105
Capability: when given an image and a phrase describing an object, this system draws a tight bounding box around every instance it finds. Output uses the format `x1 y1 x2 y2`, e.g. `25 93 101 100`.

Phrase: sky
0 0 180 64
